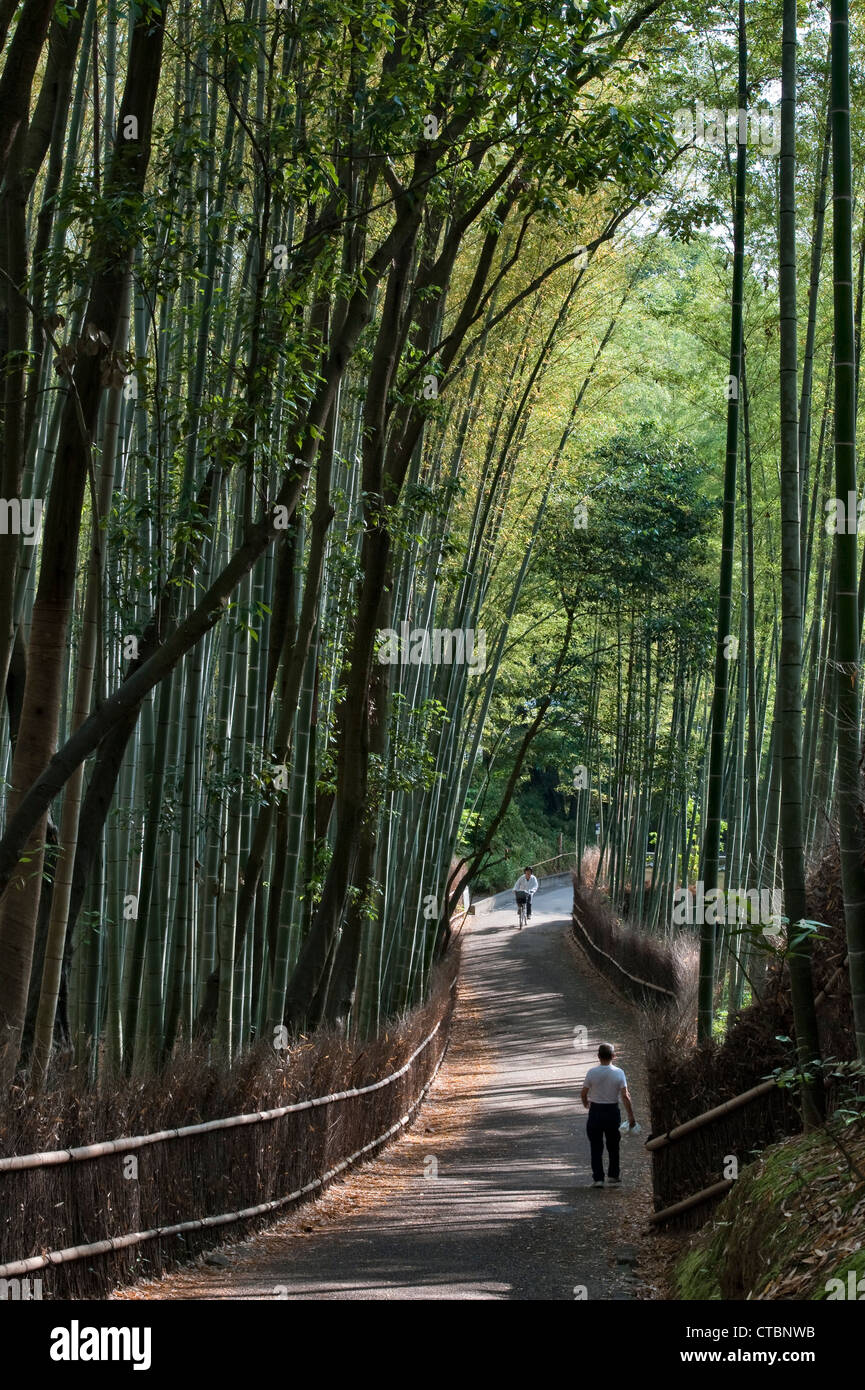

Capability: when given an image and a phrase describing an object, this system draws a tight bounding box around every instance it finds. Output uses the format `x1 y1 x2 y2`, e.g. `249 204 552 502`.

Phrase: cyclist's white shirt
513 875 538 895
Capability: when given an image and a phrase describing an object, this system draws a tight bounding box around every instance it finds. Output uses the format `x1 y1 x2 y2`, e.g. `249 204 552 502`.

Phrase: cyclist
513 866 539 926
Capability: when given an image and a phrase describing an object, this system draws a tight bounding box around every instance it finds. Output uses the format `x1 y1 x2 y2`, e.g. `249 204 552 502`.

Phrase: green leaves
53 0 80 27
540 422 717 620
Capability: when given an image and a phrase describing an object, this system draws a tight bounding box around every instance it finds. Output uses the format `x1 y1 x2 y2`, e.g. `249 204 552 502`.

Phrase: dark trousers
586 1102 621 1181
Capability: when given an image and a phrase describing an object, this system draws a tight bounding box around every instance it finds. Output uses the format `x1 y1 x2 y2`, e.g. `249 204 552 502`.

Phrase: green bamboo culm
830 0 865 1060
698 0 747 1042
778 0 823 1124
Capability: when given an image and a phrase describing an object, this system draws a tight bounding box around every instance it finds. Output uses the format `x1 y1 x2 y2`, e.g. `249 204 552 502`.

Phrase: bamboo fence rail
0 1009 450 1175
645 1079 778 1152
572 910 679 999
648 1178 736 1225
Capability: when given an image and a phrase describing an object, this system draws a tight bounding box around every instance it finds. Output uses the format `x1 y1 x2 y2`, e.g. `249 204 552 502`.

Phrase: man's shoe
591 1180 605 1188
606 1177 622 1186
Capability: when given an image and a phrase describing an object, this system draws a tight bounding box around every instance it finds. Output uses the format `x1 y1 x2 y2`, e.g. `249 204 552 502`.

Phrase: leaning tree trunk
0 0 56 186
29 271 131 1088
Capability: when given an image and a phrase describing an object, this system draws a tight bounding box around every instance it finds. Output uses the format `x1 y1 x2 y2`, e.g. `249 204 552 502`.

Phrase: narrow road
130 881 652 1301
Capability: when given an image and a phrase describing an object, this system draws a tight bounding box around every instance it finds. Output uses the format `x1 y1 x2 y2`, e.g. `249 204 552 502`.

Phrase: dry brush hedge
645 991 800 1231
0 953 458 1299
571 877 696 1006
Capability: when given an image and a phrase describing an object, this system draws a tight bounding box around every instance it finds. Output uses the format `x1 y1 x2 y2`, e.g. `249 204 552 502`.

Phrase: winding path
127 881 652 1301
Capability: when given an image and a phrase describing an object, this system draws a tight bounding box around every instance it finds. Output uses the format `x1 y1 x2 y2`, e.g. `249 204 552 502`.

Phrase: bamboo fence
0 980 457 1298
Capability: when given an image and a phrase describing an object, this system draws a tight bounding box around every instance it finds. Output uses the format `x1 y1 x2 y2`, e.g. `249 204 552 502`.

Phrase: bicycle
515 889 529 930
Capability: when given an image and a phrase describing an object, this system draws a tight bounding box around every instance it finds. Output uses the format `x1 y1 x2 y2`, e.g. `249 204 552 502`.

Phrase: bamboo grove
0 0 690 1083
487 0 865 1076
1 0 865 1094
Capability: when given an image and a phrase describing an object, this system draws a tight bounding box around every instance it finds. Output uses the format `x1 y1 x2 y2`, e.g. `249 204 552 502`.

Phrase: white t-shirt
584 1063 627 1104
513 874 538 895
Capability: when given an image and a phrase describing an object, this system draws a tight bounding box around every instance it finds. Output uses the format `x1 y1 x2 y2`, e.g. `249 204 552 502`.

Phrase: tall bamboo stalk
698 0 747 1041
830 0 865 1060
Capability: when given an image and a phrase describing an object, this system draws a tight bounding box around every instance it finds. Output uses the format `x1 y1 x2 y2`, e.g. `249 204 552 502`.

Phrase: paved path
134 882 651 1301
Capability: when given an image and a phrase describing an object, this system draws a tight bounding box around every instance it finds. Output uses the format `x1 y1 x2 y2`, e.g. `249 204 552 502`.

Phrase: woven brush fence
0 961 457 1299
642 954 802 1230
645 1080 801 1230
571 878 696 1007
643 846 859 1230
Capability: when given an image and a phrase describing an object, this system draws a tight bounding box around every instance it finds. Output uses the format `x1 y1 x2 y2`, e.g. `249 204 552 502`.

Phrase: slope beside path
117 881 652 1301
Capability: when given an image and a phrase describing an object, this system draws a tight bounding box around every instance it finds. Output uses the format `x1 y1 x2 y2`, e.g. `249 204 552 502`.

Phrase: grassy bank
674 1118 865 1300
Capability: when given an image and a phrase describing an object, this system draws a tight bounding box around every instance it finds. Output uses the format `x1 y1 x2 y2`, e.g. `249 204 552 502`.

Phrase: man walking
581 1042 637 1187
